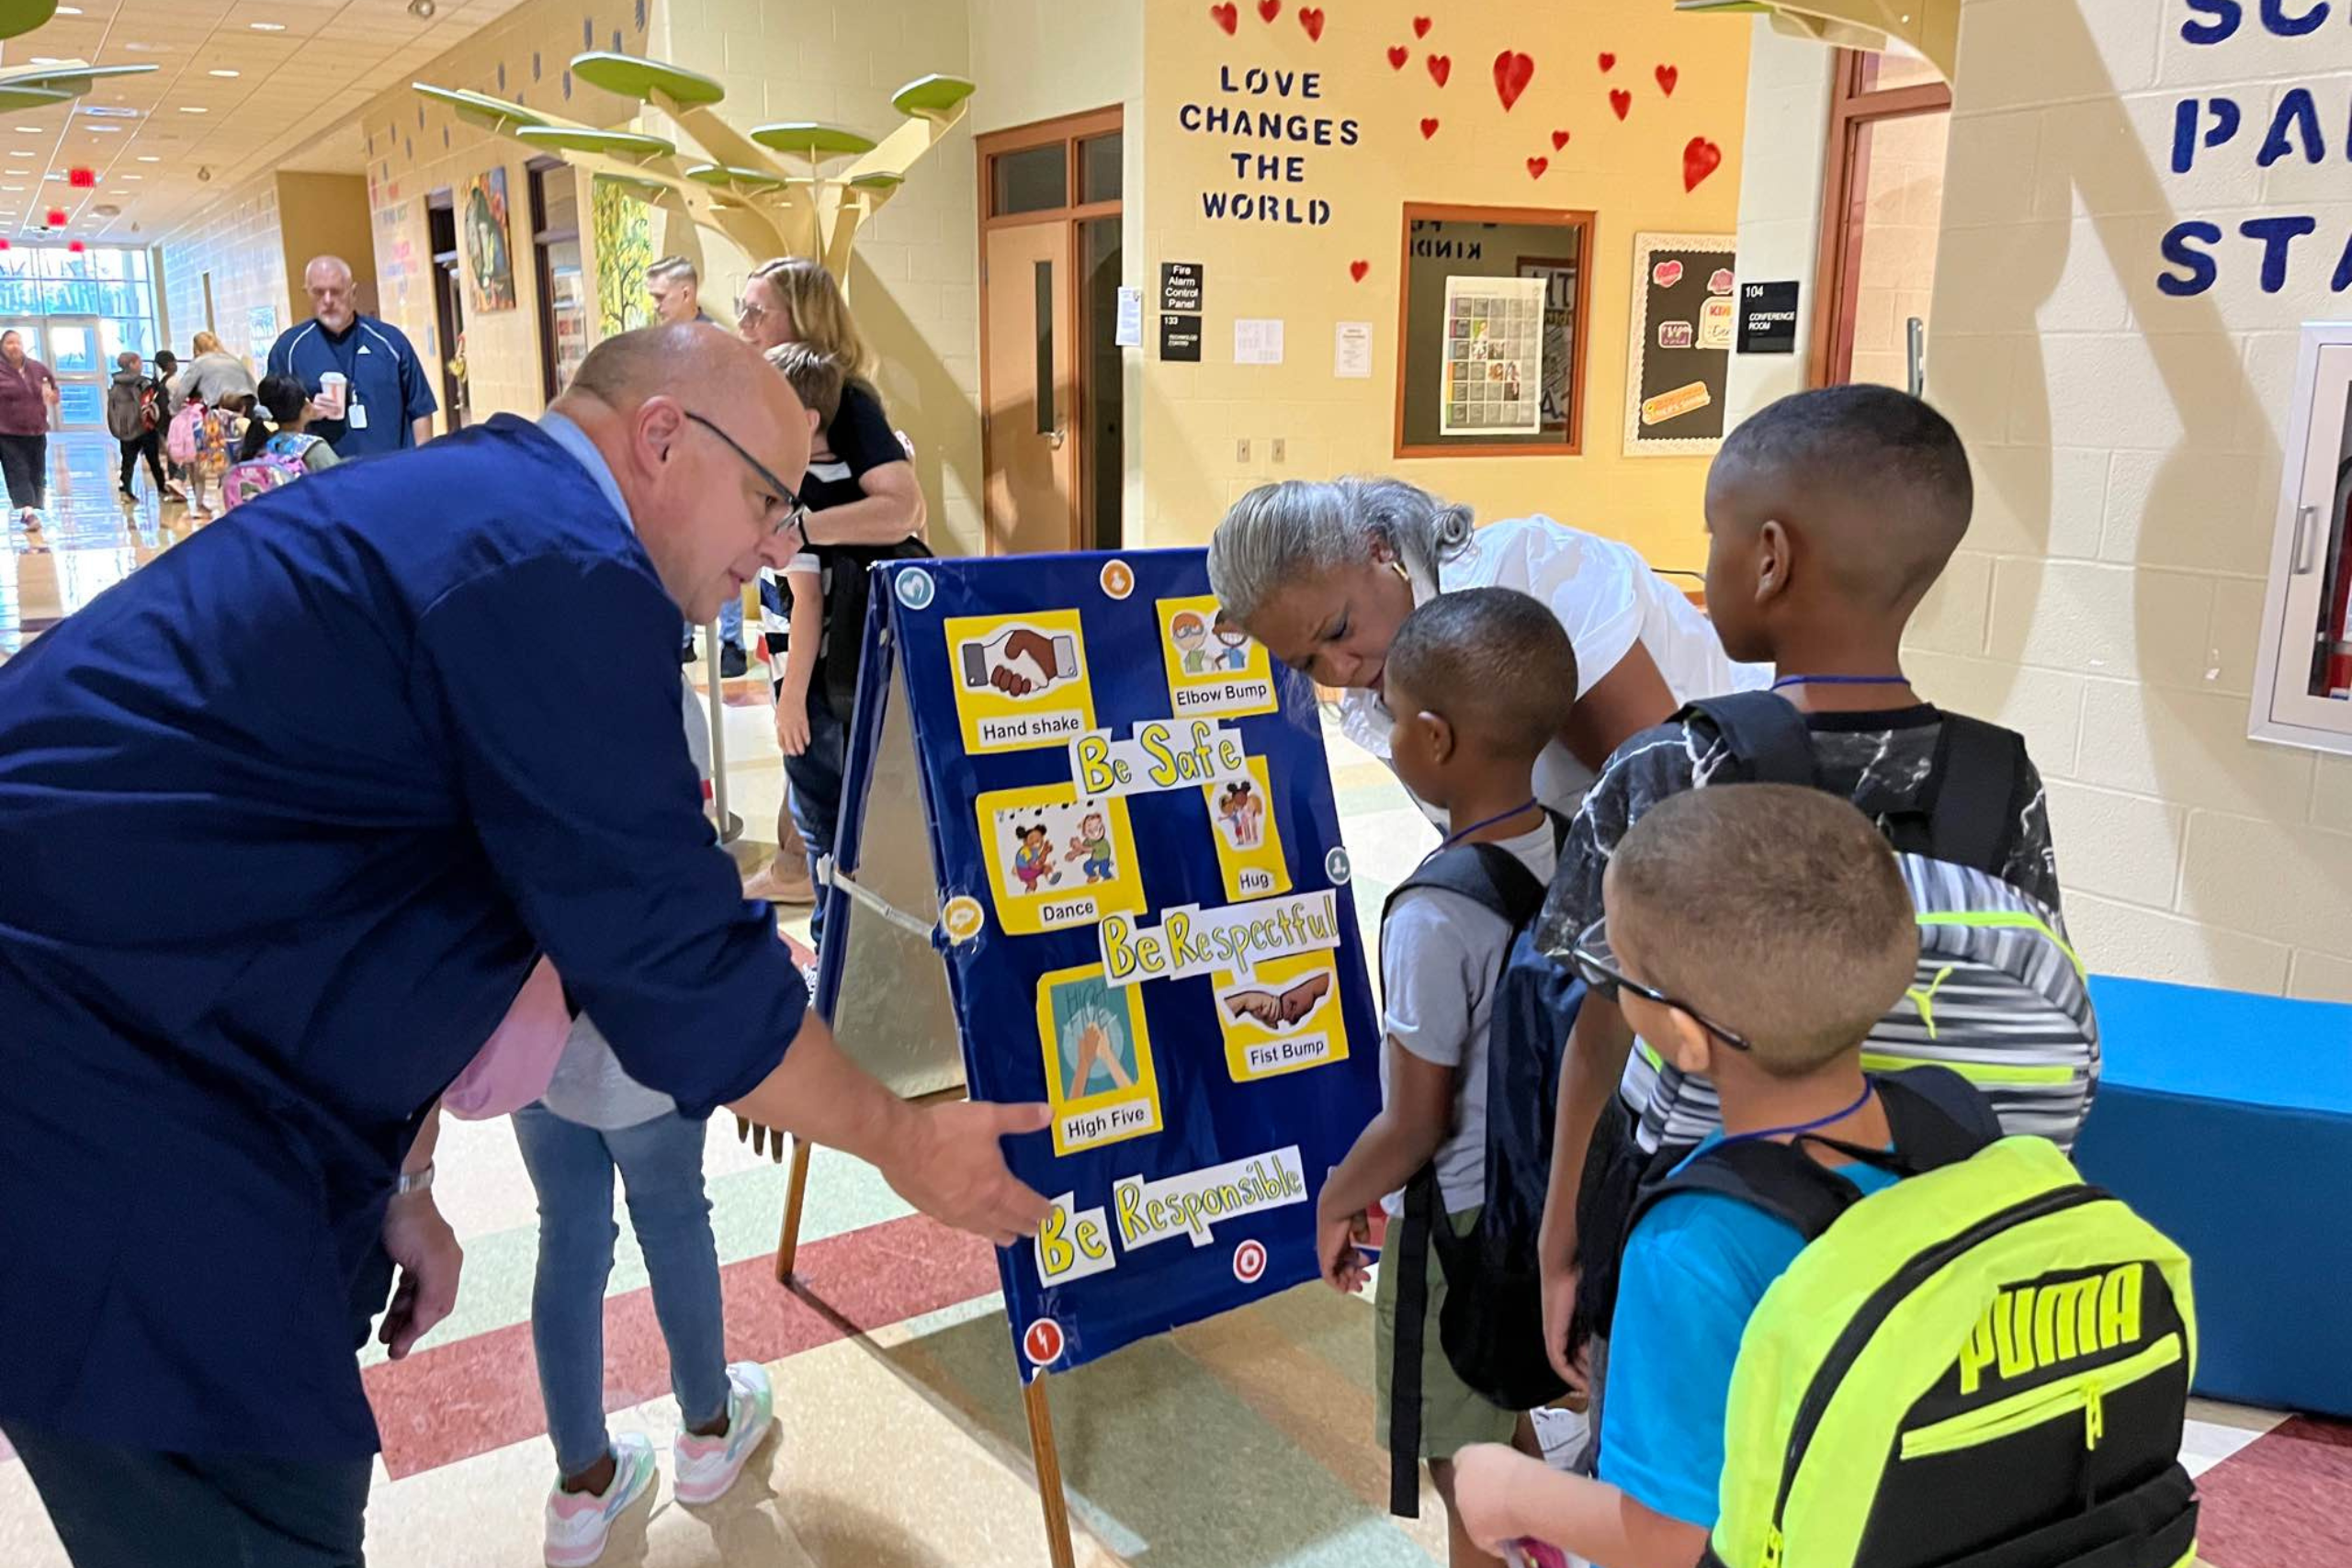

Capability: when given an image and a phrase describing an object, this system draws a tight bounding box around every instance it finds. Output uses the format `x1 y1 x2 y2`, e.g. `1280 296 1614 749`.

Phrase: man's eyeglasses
682 410 808 546
1567 918 1754 1054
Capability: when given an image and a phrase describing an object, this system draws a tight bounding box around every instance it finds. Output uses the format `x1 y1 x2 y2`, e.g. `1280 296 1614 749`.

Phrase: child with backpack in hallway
1312 586 1580 1568
220 373 338 511
166 393 234 521
1455 786 2192 1568
105 351 173 502
1527 385 2084 1399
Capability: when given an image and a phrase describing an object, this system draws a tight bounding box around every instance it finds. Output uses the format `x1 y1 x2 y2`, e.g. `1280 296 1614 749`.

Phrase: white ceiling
0 0 532 244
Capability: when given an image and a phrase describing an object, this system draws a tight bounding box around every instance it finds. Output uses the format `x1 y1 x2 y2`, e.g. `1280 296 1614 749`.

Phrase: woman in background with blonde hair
736 258 927 913
171 329 259 410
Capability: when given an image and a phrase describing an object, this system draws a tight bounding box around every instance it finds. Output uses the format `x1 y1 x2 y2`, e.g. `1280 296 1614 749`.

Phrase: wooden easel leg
1023 1376 1078 1568
773 1135 814 1283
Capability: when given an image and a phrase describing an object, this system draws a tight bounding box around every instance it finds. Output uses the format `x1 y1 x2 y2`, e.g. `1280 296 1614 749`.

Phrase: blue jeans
784 682 848 949
512 1105 730 1478
684 597 744 652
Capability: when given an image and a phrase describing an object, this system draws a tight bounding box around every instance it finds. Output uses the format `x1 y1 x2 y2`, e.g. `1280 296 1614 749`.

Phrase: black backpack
1380 830 1575 1516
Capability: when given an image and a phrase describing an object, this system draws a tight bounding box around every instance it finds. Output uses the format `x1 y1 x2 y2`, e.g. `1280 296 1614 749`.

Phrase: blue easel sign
828 547 1381 1381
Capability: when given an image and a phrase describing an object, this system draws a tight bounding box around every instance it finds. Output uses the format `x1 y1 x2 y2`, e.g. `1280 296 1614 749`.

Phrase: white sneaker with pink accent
541 1433 657 1568
673 1361 776 1506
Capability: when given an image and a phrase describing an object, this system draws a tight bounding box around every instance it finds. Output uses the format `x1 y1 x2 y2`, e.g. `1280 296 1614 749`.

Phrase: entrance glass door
44 317 106 430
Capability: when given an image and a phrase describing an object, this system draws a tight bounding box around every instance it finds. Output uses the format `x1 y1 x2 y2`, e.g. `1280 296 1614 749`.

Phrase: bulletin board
1623 231 1736 456
810 548 1383 1386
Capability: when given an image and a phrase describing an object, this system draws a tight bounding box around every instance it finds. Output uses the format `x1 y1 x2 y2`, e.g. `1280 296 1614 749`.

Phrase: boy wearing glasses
1312 587 1578 1568
1529 387 2064 1395
1454 784 1926 1568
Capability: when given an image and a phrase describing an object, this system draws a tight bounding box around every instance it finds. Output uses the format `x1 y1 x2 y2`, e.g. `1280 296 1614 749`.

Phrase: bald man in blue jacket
0 322 1047 1567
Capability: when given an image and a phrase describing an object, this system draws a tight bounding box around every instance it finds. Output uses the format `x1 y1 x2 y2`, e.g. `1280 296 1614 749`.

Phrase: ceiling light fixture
121 174 141 181
208 69 240 78
85 126 119 133
57 6 84 12
136 155 160 163
408 0 435 17
250 21 287 30
12 127 40 134
177 107 208 114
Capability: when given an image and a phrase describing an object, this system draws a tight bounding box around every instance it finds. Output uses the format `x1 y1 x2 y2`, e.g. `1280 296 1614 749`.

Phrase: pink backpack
164 401 207 464
220 436 318 511
441 957 571 1121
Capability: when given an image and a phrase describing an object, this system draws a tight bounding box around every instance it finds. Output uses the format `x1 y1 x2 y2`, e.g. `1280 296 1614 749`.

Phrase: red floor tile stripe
364 1212 1001 1479
2196 1416 2352 1568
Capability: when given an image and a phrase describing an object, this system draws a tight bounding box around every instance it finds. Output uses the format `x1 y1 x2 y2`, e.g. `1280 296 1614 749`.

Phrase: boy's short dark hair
1610 784 1917 1077
763 343 843 427
1386 586 1578 760
1713 385 1973 609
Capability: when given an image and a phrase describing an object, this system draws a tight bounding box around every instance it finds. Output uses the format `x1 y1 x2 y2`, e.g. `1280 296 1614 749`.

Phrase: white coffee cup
317 371 348 419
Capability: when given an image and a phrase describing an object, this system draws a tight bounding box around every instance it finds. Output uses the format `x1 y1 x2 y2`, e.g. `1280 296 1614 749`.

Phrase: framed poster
1624 231 1736 456
460 165 517 314
1440 275 1545 436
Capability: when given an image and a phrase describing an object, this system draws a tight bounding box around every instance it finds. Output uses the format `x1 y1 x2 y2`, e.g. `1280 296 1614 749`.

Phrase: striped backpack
1683 694 2098 1147
1635 1068 2199 1568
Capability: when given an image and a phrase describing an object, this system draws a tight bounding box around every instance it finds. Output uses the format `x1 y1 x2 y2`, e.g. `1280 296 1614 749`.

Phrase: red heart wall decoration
1427 53 1451 86
1350 260 1370 282
1413 15 1431 37
1387 45 1408 69
1656 64 1679 96
1420 117 1441 139
1211 3 1238 35
1551 129 1571 150
1526 156 1549 179
1610 88 1633 120
1493 51 1534 111
1298 6 1323 39
1683 136 1723 191
1258 0 1280 22
1598 51 1617 73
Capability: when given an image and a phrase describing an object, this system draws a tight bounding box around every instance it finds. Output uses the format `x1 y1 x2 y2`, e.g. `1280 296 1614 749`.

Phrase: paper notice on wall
1114 287 1143 347
1334 321 1373 379
1235 319 1284 366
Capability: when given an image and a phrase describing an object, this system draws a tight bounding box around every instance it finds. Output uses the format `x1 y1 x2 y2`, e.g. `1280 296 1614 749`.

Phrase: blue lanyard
1439 797 1538 851
1770 674 1911 692
1712 1081 1875 1152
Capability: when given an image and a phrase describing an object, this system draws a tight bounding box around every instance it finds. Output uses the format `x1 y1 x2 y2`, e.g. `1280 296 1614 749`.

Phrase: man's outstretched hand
879 1100 1055 1247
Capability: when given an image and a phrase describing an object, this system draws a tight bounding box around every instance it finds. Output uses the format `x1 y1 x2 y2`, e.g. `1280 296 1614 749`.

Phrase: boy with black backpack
1312 586 1577 1567
1529 386 2085 1394
106 351 169 502
1455 785 2193 1568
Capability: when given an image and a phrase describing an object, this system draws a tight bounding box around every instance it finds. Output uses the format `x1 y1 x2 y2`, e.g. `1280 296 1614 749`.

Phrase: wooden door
982 220 1075 555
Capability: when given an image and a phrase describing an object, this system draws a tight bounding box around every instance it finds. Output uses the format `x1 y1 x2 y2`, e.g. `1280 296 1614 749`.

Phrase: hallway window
529 161 587 402
0 244 163 432
1395 204 1592 458
1813 49 1951 391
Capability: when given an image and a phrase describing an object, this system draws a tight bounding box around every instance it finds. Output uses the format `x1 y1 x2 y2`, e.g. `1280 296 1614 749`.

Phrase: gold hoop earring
1389 559 1410 583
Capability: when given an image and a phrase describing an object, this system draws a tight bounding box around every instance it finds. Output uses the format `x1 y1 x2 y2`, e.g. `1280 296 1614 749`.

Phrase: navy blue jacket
0 414 805 1458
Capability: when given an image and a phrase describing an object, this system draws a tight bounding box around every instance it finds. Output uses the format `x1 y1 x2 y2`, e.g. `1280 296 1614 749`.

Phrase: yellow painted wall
650 0 985 554
365 0 652 431
1916 0 2352 999
275 174 379 322
1137 1 1748 565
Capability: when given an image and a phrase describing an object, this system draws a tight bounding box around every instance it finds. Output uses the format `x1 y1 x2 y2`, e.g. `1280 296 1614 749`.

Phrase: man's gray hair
1207 477 1476 623
647 254 699 285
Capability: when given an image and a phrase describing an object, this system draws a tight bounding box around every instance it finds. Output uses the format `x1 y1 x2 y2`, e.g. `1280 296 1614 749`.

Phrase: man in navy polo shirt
0 322 1049 1567
266 254 438 457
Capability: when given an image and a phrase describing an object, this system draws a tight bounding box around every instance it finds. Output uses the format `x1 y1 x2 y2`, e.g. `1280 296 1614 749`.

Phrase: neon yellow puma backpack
1636 1068 2199 1568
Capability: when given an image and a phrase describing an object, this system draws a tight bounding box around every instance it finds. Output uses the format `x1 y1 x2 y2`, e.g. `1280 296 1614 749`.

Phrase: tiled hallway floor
2 443 2343 1566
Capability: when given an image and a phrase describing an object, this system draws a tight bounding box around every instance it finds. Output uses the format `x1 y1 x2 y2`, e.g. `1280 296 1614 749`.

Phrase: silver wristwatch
394 1162 435 1198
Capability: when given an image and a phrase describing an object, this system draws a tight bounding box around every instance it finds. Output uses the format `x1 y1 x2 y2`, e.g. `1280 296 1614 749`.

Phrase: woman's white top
1335 515 1770 823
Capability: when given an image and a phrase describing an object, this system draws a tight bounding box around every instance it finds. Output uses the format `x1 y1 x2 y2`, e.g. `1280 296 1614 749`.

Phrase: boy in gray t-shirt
1311 587 1580 1568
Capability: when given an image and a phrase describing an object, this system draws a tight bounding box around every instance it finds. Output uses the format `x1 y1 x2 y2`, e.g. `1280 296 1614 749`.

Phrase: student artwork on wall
591 177 657 339
461 165 518 314
1440 275 1545 435
1625 231 1735 456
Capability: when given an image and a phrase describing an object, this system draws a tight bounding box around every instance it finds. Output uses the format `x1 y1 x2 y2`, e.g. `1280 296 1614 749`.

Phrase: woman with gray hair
1209 477 1763 820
